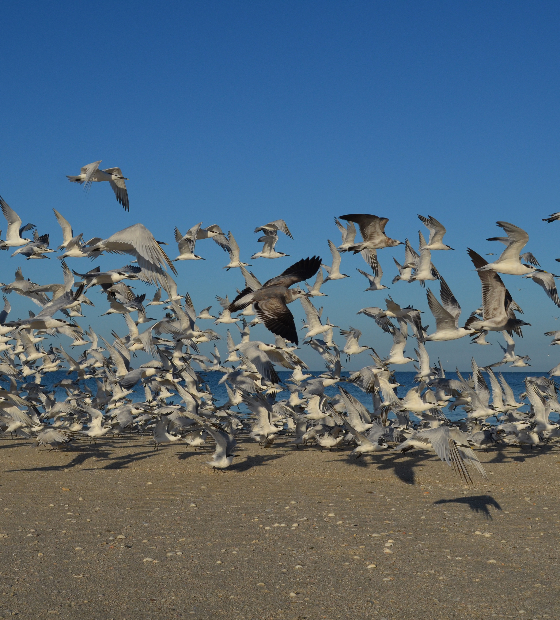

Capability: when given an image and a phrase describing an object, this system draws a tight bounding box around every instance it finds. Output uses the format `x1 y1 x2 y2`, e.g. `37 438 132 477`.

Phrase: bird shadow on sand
338 450 434 485
433 495 502 520
229 452 285 472
177 448 211 461
0 440 32 451
6 446 112 472
485 443 557 465
100 448 159 470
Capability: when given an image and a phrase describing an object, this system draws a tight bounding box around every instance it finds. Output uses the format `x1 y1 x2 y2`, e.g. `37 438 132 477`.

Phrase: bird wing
340 214 387 243
255 295 298 344
82 161 101 185
494 221 529 262
299 295 323 329
327 240 342 270
419 214 446 245
108 176 129 211
467 249 507 321
0 196 23 242
53 209 73 245
528 271 560 307
262 256 322 288
427 289 456 331
101 223 178 287
438 277 462 322
270 219 293 238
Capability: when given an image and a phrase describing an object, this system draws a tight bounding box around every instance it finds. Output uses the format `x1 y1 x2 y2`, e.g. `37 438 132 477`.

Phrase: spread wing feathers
466 248 508 322
0 196 23 236
416 426 485 484
485 366 504 410
360 248 381 275
255 297 298 344
488 221 529 261
448 440 474 485
438 277 461 320
228 287 255 312
418 214 447 245
53 209 73 246
338 386 372 425
255 219 293 239
427 289 454 330
262 256 322 288
98 223 178 287
455 444 487 479
527 271 560 307
98 167 129 211
82 161 101 189
240 266 262 291
471 358 490 406
339 214 389 241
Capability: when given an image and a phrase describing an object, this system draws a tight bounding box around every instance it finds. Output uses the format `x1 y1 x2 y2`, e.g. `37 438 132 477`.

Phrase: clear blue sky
1 1 560 370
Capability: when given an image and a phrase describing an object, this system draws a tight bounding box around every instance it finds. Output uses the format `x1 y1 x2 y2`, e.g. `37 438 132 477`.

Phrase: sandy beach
0 436 558 620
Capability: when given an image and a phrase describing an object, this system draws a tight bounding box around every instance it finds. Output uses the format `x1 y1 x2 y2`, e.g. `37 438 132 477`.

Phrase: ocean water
25 369 552 426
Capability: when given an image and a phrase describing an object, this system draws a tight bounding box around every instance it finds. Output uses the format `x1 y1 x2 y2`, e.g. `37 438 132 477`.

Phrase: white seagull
0 196 36 248
67 160 129 211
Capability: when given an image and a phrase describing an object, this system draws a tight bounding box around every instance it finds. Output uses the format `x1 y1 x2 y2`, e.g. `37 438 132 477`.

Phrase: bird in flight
228 256 322 344
67 160 129 211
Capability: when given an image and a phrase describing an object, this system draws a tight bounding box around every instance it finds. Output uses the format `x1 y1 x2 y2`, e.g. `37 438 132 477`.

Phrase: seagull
543 212 560 223
11 232 54 260
323 240 349 281
52 209 75 249
392 239 418 284
340 327 370 359
339 214 402 253
523 270 560 307
86 223 177 291
206 426 236 469
425 277 474 341
254 219 293 239
223 231 251 270
300 296 332 340
334 217 357 252
410 231 440 284
418 215 454 250
304 267 328 297
465 249 530 334
480 221 536 276
174 224 205 261
395 425 486 484
382 325 415 366
0 196 36 248
251 232 289 259
228 256 321 344
67 161 129 211
356 249 388 291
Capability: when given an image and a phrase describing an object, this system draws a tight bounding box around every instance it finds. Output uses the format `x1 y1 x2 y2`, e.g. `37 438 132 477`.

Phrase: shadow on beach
337 449 435 485
433 494 502 519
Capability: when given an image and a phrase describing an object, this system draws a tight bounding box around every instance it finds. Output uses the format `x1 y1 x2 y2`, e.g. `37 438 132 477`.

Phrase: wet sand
0 435 559 619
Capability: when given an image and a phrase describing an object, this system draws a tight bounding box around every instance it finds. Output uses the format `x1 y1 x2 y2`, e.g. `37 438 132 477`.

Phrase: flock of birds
1 161 560 484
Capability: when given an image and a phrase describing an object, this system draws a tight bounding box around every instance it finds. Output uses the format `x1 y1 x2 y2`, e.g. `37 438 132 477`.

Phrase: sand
0 435 559 619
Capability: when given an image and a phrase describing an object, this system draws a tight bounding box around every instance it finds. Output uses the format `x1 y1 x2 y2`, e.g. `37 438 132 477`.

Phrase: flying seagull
228 256 322 344
67 160 129 211
339 214 402 253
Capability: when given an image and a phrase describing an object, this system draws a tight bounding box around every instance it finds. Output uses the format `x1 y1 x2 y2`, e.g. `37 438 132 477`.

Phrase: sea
21 369 556 426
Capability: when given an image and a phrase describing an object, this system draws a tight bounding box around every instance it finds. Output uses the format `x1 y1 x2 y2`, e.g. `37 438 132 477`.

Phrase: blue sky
1 1 560 370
